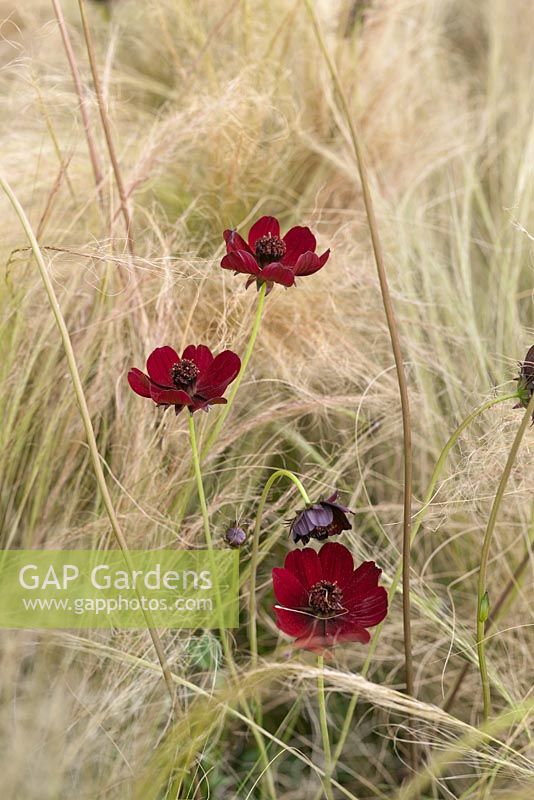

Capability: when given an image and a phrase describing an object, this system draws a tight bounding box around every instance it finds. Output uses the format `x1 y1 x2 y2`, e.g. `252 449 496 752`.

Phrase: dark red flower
128 344 240 415
272 542 387 650
289 492 352 545
221 215 330 290
514 345 534 422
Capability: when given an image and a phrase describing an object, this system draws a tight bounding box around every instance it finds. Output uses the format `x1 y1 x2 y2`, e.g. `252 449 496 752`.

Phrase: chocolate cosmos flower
128 345 240 415
272 542 388 650
221 215 330 290
289 492 352 545
515 345 534 422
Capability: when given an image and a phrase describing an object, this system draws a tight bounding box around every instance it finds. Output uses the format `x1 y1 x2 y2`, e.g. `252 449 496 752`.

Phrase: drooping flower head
128 345 240 415
289 492 352 545
515 345 534 422
221 215 330 291
272 542 387 650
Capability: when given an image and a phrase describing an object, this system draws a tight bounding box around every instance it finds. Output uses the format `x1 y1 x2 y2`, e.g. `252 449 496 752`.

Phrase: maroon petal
247 216 280 249
325 617 371 644
282 226 317 266
293 249 330 277
318 542 355 584
146 346 179 386
340 561 383 601
182 344 214 373
196 350 241 396
128 368 151 398
223 229 252 254
272 568 308 607
261 262 295 287
344 588 388 628
149 385 193 406
274 607 316 639
221 250 262 277
284 548 322 589
190 396 227 412
306 505 333 528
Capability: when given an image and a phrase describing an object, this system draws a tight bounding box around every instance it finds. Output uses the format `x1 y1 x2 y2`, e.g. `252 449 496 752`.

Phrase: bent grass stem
476 391 534 722
0 173 179 715
249 469 310 664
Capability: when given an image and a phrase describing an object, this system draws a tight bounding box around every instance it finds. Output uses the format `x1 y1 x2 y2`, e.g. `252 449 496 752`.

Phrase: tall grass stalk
303 0 415 707
0 172 179 714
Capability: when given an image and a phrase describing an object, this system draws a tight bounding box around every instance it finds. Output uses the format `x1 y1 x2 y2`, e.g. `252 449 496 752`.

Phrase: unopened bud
478 591 490 623
225 526 247 548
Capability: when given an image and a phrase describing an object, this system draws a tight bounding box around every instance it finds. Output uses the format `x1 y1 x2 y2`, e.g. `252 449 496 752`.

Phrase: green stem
201 281 267 460
317 655 334 800
0 173 179 715
321 392 517 788
476 391 534 722
249 469 310 664
304 0 415 710
187 412 232 663
188 413 277 800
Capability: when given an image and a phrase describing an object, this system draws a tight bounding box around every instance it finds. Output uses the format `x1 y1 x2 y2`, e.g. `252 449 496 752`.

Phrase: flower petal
344 588 388 628
149 385 193 406
284 548 322 589
340 561 382 600
146 346 179 386
220 250 261 277
223 229 251 254
318 542 355 584
306 505 333 527
182 344 214 373
247 215 280 249
196 350 240 397
282 226 316 266
127 368 151 398
272 568 308 607
325 617 371 644
274 607 316 639
261 262 296 287
293 249 330 277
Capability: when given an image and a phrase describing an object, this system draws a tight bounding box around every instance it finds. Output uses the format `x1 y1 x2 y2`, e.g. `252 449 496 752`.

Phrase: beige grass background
0 0 533 797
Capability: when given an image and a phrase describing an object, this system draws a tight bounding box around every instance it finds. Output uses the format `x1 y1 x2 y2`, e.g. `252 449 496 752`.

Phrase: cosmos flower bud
225 526 247 548
515 345 534 422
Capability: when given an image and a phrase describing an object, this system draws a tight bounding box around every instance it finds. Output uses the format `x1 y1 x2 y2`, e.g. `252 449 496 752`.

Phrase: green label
0 550 239 629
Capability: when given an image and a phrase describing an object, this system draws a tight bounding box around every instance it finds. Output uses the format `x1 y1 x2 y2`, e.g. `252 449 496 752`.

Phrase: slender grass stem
188 412 277 800
77 0 135 256
52 0 105 209
0 173 178 714
316 392 516 793
476 392 534 722
202 281 267 459
317 655 334 800
249 469 310 664
304 0 415 704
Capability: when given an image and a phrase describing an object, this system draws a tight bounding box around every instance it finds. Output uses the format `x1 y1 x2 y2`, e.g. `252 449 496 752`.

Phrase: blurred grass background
0 0 533 797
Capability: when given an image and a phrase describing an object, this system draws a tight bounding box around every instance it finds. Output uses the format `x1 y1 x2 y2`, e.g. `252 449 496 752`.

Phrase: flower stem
444 496 534 712
317 655 334 800
476 391 534 723
249 469 310 664
304 0 415 705
201 281 267 460
317 392 517 794
0 173 179 715
188 413 277 800
187 413 232 662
